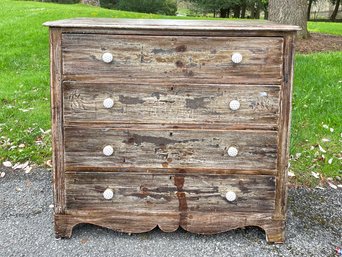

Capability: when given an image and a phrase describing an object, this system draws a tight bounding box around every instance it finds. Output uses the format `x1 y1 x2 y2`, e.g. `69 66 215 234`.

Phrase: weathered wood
55 212 284 243
45 18 297 243
63 82 280 126
274 33 296 221
50 28 65 214
65 172 275 212
62 34 284 84
43 18 300 31
61 28 298 38
64 128 278 171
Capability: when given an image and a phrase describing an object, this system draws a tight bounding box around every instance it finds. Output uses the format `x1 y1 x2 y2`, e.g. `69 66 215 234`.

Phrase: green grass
0 0 341 185
291 52 342 185
308 21 342 35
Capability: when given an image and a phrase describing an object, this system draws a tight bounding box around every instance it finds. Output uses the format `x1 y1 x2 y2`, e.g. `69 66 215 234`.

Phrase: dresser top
43 18 300 31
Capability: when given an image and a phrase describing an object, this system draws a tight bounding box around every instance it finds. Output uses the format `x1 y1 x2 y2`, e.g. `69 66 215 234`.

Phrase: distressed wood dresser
44 18 299 243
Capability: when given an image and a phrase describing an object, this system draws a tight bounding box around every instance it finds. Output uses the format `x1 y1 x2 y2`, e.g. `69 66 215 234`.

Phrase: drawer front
62 34 283 84
64 128 278 171
65 172 276 213
63 82 280 126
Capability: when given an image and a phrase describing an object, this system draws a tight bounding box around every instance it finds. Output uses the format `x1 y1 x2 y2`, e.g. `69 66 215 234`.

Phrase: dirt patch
296 33 342 54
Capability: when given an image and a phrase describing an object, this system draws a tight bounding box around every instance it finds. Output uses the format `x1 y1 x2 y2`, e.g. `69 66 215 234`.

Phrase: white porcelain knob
103 188 114 200
103 98 114 109
225 191 237 202
102 52 113 63
103 145 114 156
227 146 238 157
229 100 240 111
231 52 243 64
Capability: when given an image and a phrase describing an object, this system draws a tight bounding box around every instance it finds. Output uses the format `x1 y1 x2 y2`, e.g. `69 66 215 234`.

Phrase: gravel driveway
0 168 341 257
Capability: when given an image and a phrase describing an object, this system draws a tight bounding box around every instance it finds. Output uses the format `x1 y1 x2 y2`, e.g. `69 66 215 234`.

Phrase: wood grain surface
63 82 280 126
64 127 278 171
44 18 300 31
62 34 283 84
50 28 66 214
47 18 297 243
65 172 275 212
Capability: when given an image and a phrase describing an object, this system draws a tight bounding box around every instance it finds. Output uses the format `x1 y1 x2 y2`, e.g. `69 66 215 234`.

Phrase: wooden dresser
44 18 299 243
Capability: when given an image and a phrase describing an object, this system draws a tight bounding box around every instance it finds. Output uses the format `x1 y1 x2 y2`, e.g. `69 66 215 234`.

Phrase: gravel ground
0 168 341 257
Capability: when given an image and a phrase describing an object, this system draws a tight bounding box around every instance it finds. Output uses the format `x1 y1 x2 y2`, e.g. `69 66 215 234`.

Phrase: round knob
103 188 114 200
229 100 240 111
231 52 243 64
103 145 114 156
103 98 114 109
102 52 113 63
225 191 237 202
227 146 238 157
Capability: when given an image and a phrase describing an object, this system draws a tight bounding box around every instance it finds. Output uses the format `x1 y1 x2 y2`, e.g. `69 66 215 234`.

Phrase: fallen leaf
80 238 89 244
330 128 334 132
13 161 29 170
322 138 330 142
0 172 5 178
328 158 333 164
49 204 54 208
310 146 315 150
3 161 12 167
318 145 326 153
24 166 32 174
46 160 52 167
311 171 320 179
337 185 342 188
288 171 295 177
15 187 22 192
323 124 329 129
328 182 337 189
295 153 302 159
18 144 25 148
315 186 325 190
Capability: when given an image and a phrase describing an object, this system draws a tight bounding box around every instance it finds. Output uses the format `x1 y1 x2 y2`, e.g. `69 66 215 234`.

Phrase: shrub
99 0 115 9
115 0 177 15
41 0 80 3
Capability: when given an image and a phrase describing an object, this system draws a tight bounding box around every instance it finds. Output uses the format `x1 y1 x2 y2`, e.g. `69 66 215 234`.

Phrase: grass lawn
0 0 341 185
308 21 342 35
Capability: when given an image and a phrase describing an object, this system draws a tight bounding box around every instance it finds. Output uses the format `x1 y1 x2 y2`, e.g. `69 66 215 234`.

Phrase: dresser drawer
62 34 283 84
65 172 275 213
64 127 278 171
63 82 280 127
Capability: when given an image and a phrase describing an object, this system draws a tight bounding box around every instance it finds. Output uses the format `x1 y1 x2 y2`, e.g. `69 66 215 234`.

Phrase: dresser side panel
275 32 296 220
50 28 65 214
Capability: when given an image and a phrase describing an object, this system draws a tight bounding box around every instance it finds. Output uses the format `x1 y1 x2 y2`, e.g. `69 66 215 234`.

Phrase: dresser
44 18 299 243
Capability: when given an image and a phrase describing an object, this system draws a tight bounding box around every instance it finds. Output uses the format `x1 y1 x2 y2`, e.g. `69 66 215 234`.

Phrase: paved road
0 168 341 257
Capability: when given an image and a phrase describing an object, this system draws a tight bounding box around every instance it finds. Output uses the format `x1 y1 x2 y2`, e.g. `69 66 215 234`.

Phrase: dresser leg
263 220 285 243
54 214 77 238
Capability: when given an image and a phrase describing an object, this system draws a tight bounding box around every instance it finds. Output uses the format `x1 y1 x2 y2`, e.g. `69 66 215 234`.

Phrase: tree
268 0 308 39
330 0 341 21
307 0 320 20
115 0 177 15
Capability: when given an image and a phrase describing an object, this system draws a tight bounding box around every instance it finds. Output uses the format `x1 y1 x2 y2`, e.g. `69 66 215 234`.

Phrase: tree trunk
220 8 229 18
241 4 246 18
81 0 100 5
330 0 341 21
307 0 313 20
233 5 241 18
264 8 269 19
269 0 308 39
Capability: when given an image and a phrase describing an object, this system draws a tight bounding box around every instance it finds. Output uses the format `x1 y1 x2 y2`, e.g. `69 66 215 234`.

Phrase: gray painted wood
62 34 284 84
64 127 278 171
65 172 276 212
63 82 280 126
46 18 297 243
